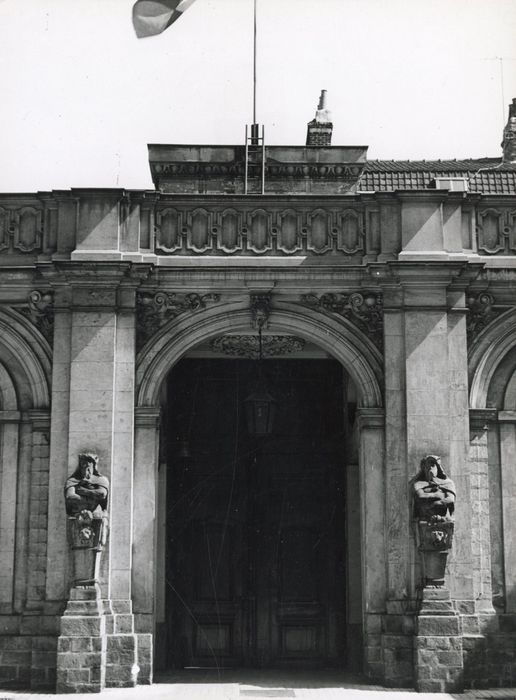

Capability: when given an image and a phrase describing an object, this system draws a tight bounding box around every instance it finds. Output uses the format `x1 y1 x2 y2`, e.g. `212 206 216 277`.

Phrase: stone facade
1 102 516 692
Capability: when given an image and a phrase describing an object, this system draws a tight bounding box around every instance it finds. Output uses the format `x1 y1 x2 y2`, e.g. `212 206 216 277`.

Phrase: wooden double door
165 358 346 669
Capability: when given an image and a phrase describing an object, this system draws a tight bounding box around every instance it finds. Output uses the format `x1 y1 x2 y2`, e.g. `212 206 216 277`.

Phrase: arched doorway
162 352 352 670
133 301 385 677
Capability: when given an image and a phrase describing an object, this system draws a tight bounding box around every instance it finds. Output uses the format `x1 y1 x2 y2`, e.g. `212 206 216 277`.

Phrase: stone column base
56 587 106 693
414 588 463 693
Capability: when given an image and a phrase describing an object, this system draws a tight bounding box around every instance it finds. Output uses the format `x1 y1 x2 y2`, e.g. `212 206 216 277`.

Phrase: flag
132 0 197 39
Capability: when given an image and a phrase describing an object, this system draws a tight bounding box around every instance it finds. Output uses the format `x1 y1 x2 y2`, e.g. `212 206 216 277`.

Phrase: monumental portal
1 94 516 692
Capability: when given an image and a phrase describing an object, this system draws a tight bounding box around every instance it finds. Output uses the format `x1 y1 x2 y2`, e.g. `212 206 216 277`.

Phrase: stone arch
133 297 385 672
0 361 18 411
0 308 50 607
469 308 516 408
504 369 516 410
0 307 51 409
136 299 383 408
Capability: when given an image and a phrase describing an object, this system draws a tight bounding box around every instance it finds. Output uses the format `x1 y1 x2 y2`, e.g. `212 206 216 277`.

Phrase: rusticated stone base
56 587 106 693
136 633 153 684
414 588 463 693
103 599 142 688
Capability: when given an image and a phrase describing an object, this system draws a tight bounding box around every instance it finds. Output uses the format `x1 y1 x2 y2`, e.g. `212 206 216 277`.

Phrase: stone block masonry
56 589 107 693
414 589 464 692
0 635 31 688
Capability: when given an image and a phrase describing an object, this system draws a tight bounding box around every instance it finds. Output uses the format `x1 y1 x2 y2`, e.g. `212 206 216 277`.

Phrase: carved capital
469 408 498 433
135 406 161 428
300 291 383 350
356 407 385 430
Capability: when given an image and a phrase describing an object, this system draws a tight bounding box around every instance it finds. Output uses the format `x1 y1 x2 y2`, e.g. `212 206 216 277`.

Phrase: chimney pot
502 97 516 163
318 90 328 110
306 90 333 147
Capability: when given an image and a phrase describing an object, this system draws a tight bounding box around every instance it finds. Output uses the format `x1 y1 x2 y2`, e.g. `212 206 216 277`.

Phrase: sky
0 0 515 192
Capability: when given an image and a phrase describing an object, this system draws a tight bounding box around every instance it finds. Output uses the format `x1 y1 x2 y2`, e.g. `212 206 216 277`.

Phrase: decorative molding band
136 290 220 351
154 205 365 257
498 410 516 423
19 290 54 346
299 291 383 351
151 161 364 181
356 407 385 429
134 406 161 428
469 408 498 431
210 335 306 359
27 409 51 431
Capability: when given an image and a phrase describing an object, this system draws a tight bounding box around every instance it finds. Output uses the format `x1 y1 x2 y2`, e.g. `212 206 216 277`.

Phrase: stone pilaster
357 408 386 681
52 264 146 692
469 409 497 614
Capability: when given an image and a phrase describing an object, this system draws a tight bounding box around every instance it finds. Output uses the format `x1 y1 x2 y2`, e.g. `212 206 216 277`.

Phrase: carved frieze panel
188 207 212 253
151 160 363 182
336 209 363 254
219 208 241 253
0 207 10 251
0 206 43 254
476 207 516 255
300 291 383 350
152 205 365 257
155 207 181 253
510 210 516 252
247 209 272 254
277 209 302 254
306 208 332 254
136 290 220 351
210 335 306 359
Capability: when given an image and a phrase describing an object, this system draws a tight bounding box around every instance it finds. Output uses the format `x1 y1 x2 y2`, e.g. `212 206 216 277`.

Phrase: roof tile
358 158 516 194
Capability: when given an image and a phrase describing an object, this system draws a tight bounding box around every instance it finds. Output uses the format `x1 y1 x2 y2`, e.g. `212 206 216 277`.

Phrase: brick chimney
502 98 516 163
306 90 333 146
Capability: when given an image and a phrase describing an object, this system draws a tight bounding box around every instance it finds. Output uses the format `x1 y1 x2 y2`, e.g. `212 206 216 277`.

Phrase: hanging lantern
244 384 277 436
244 303 277 436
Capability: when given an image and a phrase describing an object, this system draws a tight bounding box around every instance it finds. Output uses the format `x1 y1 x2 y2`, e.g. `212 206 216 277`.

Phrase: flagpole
253 0 257 125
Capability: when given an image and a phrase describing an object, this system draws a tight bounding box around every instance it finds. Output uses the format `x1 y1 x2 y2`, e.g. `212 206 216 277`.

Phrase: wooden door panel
166 359 345 669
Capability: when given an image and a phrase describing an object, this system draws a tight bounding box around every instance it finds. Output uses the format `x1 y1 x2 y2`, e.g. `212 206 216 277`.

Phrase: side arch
469 308 516 408
136 300 384 409
0 307 51 409
0 307 51 608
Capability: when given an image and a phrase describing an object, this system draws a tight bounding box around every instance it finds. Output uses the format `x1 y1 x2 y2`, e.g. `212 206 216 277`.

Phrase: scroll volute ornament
412 455 456 588
64 452 109 588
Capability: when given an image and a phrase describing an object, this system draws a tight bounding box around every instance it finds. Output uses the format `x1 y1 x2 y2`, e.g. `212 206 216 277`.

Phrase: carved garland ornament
210 335 306 359
300 291 383 350
136 291 220 350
